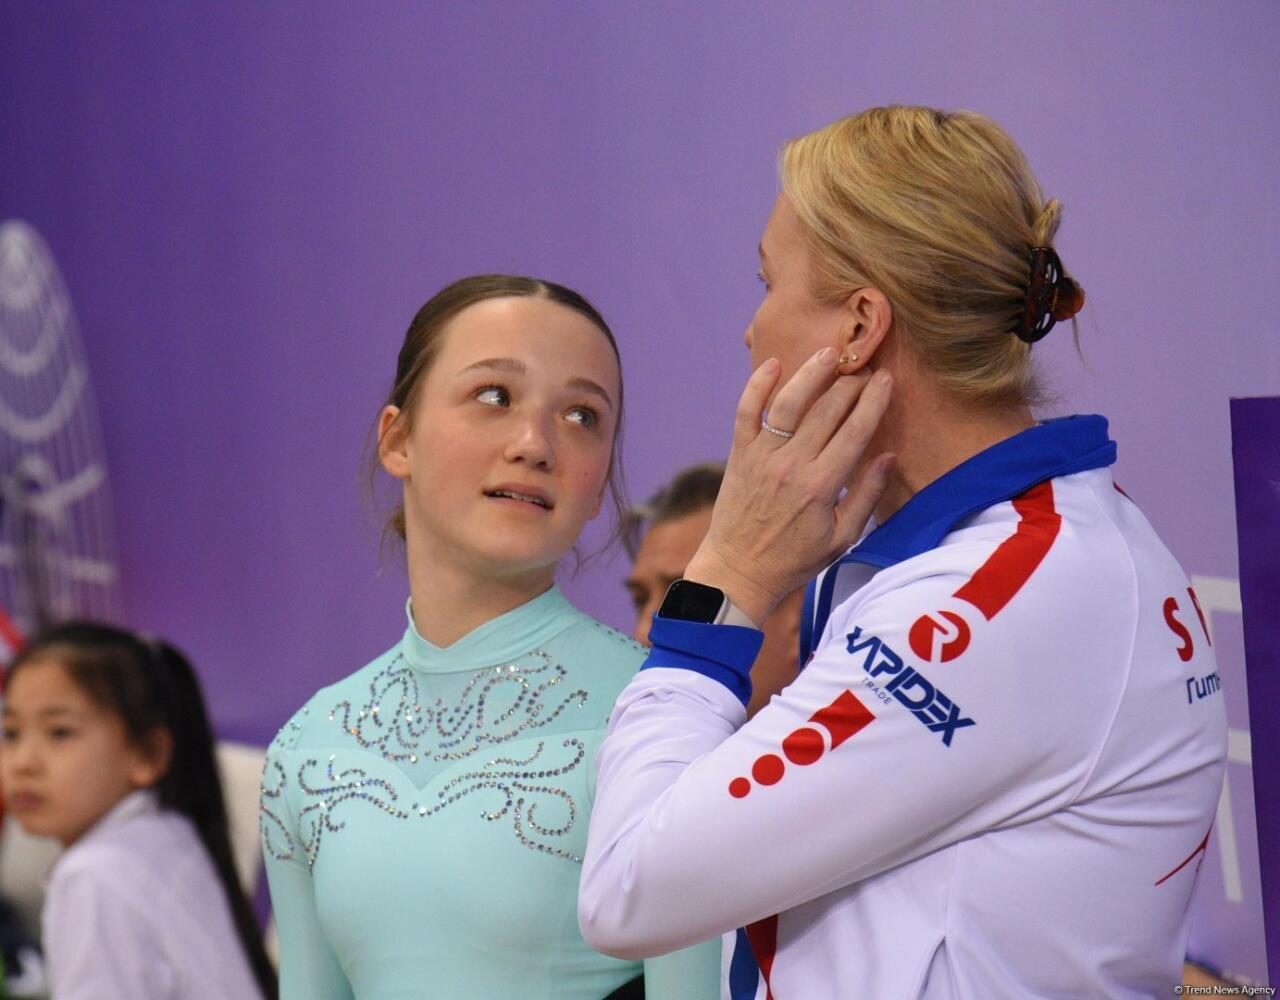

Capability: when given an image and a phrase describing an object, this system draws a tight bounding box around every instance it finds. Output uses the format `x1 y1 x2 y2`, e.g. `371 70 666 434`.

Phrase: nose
632 594 663 646
504 409 556 470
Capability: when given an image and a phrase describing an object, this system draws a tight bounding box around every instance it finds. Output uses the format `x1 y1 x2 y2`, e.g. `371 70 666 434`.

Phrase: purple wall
1232 397 1280 979
2 0 1275 981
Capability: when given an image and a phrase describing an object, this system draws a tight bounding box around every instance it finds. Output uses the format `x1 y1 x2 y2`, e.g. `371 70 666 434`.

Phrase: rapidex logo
846 627 976 746
908 609 972 662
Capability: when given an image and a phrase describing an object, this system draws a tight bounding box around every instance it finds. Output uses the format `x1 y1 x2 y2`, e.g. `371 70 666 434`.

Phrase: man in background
624 462 804 718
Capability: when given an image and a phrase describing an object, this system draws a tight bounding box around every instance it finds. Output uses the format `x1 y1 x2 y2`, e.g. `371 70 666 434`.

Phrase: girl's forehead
6 658 88 706
437 298 620 380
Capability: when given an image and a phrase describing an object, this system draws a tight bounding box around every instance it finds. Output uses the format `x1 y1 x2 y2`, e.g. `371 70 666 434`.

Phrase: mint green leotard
261 586 719 999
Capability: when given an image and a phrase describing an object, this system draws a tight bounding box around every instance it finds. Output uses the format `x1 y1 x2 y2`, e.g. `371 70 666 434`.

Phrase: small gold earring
837 352 859 372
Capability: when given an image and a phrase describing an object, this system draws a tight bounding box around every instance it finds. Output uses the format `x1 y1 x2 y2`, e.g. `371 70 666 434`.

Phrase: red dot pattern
752 753 785 786
782 727 824 766
725 690 878 800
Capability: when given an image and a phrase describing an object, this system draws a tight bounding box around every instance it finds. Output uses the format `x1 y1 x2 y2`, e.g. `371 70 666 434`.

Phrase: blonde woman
580 107 1226 998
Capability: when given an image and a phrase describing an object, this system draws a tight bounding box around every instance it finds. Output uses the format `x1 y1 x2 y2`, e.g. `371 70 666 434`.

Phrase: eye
756 270 771 292
474 385 510 407
0 726 17 743
565 405 599 429
48 726 75 741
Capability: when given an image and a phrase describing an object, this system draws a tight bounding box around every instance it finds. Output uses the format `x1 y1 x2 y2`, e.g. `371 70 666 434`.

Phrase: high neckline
400 584 583 673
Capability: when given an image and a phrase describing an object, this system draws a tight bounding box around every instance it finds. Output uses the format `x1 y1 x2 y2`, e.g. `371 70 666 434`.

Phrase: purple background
2 1 1274 981
1231 397 1280 980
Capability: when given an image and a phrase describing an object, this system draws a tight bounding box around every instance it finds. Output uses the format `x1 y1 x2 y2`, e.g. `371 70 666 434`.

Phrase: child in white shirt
1 622 274 999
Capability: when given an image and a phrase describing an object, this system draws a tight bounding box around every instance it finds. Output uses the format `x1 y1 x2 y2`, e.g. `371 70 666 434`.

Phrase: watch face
658 580 726 624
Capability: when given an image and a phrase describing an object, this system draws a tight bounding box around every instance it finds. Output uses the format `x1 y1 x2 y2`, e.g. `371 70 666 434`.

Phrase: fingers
732 358 782 452
815 370 893 482
763 347 839 438
789 370 874 454
834 452 896 551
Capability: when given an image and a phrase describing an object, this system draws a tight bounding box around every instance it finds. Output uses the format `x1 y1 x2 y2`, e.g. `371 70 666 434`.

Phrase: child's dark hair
7 622 278 999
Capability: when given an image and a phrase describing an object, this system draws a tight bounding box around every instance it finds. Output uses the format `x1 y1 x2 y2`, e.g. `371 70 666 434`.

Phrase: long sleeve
261 745 355 1000
578 566 1122 957
581 439 1228 996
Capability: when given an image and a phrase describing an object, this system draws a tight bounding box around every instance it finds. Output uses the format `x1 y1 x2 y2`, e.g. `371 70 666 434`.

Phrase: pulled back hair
374 273 629 562
7 623 277 999
623 461 725 558
779 105 1083 409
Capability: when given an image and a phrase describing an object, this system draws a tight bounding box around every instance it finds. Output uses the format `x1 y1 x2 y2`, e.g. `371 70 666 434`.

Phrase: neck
872 368 1034 523
404 536 555 648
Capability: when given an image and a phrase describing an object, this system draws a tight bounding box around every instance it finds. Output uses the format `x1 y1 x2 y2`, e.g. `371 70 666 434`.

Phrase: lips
484 485 553 510
7 791 43 812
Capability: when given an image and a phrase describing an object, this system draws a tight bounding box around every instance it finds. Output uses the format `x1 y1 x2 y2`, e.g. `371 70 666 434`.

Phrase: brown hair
623 461 725 558
374 273 628 560
780 105 1084 409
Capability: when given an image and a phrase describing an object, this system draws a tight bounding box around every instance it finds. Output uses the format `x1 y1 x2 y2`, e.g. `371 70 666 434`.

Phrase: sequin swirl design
260 705 312 862
414 737 587 862
260 757 297 862
326 650 588 766
294 756 408 870
289 737 587 869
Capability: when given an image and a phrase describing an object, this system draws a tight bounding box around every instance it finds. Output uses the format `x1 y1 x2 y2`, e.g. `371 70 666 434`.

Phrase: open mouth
485 489 552 510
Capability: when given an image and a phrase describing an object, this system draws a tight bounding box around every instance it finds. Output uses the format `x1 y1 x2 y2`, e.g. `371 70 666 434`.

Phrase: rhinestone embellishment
259 758 296 862
264 649 596 870
326 651 588 764
278 738 586 870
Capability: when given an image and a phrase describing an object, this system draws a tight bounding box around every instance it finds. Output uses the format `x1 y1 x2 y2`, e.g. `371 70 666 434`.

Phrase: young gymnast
0 621 275 999
261 274 718 999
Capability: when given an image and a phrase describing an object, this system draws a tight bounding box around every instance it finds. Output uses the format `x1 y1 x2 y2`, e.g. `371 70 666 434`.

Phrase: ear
128 726 173 789
377 405 412 480
837 287 893 373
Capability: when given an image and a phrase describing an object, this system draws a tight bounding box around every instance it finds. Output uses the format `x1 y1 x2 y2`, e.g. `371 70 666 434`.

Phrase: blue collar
848 414 1115 569
800 414 1116 665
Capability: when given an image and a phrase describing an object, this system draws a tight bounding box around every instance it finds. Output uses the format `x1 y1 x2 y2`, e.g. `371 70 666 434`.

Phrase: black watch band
656 580 726 623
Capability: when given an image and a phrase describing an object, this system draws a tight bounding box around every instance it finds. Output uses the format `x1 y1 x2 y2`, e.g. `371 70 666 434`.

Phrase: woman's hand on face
684 348 894 626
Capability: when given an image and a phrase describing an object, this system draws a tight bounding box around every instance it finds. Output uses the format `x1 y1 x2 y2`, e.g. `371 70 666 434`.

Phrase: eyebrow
459 357 614 411
0 706 78 721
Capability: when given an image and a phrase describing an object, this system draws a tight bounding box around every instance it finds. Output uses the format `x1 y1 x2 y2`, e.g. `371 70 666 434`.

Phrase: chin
464 542 564 580
12 814 61 842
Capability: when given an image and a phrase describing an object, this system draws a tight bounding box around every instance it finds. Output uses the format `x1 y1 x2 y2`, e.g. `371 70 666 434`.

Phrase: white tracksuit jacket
579 415 1226 999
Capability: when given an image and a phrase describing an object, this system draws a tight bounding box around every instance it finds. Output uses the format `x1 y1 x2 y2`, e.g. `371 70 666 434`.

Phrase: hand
685 348 894 625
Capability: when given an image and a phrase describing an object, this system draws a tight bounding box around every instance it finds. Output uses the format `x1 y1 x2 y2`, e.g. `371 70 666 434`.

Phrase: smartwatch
656 580 759 629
